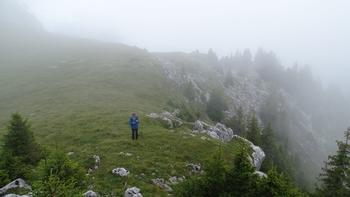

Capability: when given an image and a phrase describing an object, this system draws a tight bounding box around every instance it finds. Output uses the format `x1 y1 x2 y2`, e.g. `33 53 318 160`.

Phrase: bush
33 151 86 196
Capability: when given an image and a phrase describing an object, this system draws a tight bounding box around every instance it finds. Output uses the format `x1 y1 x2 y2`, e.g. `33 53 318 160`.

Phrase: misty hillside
1 1 350 196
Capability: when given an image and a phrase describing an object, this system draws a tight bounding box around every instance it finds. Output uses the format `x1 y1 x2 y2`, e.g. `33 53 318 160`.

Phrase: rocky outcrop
124 187 143 197
232 135 265 170
83 190 98 197
112 168 130 177
3 194 31 197
147 111 183 129
193 121 234 142
0 179 31 196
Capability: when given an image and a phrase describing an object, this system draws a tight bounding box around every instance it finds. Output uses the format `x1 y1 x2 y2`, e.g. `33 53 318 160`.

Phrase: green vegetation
315 129 350 197
33 151 86 196
175 149 306 197
0 113 43 185
206 89 228 122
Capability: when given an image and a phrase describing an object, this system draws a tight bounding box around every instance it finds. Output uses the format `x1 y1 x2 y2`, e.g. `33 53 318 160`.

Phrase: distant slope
0 2 246 196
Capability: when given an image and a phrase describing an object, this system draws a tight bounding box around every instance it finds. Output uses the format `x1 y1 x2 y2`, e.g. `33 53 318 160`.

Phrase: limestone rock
0 179 31 196
151 178 173 192
186 163 201 174
83 190 98 197
124 187 143 197
147 110 183 129
93 155 100 170
112 168 129 177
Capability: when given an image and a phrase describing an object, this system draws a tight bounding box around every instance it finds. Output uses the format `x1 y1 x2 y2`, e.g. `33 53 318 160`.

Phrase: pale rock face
232 135 266 170
250 144 265 170
112 168 130 177
124 187 143 197
194 121 234 142
4 195 31 197
208 131 220 139
208 123 234 142
193 120 204 131
83 190 98 197
254 171 267 177
0 179 31 196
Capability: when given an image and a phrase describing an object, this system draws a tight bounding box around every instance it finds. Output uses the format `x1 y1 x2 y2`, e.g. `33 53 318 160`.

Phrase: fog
23 0 350 91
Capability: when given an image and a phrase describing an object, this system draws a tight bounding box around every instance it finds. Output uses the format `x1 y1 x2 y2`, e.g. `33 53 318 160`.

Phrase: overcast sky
24 0 350 90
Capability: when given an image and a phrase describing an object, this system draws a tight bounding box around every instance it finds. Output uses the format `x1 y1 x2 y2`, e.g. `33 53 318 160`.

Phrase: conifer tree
206 89 227 122
315 128 350 197
246 113 261 145
225 148 258 196
260 123 276 171
258 167 305 197
0 113 43 181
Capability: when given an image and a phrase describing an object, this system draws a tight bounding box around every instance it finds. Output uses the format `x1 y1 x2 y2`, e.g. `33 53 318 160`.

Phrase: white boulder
124 187 143 197
83 190 98 197
0 179 31 196
112 168 130 177
151 178 173 192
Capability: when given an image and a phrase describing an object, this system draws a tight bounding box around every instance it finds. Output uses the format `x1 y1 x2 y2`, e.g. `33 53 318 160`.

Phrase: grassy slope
0 36 244 196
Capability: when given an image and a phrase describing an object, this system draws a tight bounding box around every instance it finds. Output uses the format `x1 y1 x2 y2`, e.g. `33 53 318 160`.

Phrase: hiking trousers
132 128 138 140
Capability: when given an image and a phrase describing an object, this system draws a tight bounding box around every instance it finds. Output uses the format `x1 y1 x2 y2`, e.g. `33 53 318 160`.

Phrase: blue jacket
129 116 139 129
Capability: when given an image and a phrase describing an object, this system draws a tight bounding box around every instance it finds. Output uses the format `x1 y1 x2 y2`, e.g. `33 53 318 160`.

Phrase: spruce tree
246 113 261 145
316 128 350 197
0 113 43 181
258 167 305 197
206 89 227 122
225 148 258 196
260 123 276 171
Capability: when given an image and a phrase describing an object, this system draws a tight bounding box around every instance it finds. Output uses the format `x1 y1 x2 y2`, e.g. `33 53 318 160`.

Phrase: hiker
129 113 139 140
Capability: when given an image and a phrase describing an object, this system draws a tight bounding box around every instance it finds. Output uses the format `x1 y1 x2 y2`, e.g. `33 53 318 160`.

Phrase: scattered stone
93 155 100 170
200 136 207 140
119 152 133 157
186 163 201 174
0 179 31 196
112 168 130 177
124 187 143 197
67 152 74 156
4 194 31 197
83 190 98 197
152 178 173 192
168 176 185 185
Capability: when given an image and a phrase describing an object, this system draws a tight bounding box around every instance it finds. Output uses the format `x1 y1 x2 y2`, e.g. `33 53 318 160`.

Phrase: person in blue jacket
129 113 139 140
